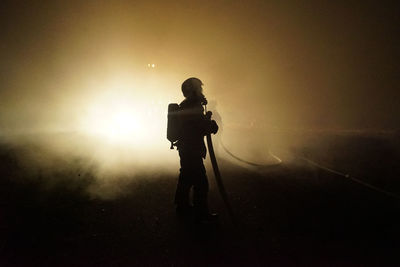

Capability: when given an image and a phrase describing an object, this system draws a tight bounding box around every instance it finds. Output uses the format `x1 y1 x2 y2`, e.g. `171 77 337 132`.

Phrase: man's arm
204 111 218 135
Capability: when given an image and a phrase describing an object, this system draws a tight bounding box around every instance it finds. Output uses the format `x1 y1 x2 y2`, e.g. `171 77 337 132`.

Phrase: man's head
181 77 204 101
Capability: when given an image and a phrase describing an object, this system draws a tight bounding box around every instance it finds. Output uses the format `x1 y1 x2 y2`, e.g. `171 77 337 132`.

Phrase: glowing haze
0 1 399 160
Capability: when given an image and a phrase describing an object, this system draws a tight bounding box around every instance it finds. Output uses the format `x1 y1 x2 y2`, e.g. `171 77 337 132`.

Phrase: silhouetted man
175 77 219 223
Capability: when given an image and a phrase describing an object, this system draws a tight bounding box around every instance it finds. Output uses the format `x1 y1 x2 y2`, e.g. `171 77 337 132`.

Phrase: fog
0 1 399 197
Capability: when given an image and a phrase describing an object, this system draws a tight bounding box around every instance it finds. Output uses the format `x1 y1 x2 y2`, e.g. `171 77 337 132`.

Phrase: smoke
1 0 399 134
0 1 399 197
0 132 179 200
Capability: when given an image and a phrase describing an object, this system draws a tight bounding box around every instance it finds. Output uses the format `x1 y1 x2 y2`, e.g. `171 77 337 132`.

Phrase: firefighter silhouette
168 77 219 223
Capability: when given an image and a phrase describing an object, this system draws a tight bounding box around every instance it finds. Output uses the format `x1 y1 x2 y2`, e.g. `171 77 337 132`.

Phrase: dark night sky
0 0 399 132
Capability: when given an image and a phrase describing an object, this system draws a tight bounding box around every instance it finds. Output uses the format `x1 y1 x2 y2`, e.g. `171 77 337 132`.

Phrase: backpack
167 103 181 149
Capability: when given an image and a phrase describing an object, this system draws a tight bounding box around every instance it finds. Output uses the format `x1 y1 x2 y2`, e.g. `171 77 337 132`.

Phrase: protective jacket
177 98 218 158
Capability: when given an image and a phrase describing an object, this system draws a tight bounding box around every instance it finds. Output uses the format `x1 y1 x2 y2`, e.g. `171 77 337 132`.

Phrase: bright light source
106 108 143 141
83 103 146 144
79 87 169 150
77 73 179 154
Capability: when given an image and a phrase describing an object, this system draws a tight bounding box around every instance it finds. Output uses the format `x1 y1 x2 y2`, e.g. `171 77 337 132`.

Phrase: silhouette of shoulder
179 99 194 108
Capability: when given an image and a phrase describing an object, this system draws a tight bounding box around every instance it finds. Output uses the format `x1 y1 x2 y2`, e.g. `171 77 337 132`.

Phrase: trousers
175 148 209 214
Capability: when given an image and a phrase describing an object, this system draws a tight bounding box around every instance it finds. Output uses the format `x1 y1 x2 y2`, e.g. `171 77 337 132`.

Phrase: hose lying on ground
220 138 282 167
300 156 400 200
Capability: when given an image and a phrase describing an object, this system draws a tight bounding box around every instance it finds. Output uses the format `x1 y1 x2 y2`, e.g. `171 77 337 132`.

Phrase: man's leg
193 172 209 216
175 152 195 214
174 171 192 210
192 158 219 223
192 159 210 216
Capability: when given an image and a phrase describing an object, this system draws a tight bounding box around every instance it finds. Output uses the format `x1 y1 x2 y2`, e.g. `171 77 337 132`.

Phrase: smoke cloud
1 1 399 197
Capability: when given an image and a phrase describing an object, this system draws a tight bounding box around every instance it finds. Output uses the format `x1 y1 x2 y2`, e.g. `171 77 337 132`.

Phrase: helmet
181 77 203 98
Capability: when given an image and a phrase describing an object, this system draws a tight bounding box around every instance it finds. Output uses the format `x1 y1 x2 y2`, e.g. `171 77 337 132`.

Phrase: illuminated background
0 1 399 172
1 3 400 264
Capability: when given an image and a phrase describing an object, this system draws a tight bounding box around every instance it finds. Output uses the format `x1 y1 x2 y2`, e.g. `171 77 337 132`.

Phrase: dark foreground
1 134 400 266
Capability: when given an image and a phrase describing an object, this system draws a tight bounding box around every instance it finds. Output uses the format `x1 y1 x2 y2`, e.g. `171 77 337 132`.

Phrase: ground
0 133 399 266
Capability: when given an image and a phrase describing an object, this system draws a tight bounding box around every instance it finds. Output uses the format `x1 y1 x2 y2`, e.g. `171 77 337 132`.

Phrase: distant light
152 64 155 68
147 63 156 68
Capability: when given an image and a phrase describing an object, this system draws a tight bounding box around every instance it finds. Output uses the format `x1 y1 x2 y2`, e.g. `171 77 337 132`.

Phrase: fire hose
206 132 237 225
204 105 237 225
220 139 282 167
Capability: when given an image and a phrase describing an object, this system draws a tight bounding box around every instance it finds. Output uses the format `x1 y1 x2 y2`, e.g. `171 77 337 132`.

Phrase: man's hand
200 94 208 105
210 120 218 134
